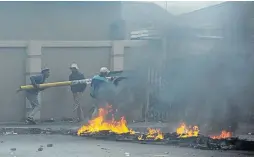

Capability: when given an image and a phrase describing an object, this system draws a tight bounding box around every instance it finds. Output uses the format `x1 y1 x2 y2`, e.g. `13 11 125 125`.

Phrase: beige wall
0 40 147 122
0 47 26 122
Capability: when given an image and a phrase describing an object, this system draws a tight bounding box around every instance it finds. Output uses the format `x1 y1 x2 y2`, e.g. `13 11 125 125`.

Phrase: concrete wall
0 40 147 122
0 2 122 41
0 46 26 122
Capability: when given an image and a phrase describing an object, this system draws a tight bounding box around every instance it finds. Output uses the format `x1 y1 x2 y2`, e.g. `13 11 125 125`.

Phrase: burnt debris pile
79 131 254 151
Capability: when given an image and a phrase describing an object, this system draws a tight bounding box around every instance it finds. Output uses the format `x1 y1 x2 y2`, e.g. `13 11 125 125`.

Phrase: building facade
0 1 122 41
0 1 126 122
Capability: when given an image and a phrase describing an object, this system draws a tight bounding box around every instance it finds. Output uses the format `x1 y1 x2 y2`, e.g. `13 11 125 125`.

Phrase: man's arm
30 75 39 89
39 87 47 91
80 73 85 80
69 74 72 81
90 78 96 98
91 77 94 87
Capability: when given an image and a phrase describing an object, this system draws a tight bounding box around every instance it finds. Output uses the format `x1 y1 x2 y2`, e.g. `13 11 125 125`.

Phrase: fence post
26 41 42 121
111 41 124 71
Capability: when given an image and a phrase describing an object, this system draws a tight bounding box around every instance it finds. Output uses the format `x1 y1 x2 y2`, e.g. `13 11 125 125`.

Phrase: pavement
1 135 254 157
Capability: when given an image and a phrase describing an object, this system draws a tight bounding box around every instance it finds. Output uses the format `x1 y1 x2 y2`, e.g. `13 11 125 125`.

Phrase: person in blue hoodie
26 68 50 124
90 67 113 118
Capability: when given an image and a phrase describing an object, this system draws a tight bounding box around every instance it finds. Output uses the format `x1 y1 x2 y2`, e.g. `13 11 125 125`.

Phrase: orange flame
77 105 134 135
176 123 199 138
210 130 232 139
138 128 164 140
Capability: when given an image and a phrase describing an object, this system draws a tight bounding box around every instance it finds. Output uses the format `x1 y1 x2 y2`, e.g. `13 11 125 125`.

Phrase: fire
210 130 232 139
77 105 134 135
176 123 199 138
138 128 164 140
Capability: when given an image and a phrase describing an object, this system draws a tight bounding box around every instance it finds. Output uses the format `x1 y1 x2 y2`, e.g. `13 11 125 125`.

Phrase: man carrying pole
26 68 50 124
90 67 114 119
69 63 86 122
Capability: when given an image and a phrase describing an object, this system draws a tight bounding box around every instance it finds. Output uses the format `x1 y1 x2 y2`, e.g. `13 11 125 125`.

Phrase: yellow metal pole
19 81 73 90
18 77 106 91
18 71 124 91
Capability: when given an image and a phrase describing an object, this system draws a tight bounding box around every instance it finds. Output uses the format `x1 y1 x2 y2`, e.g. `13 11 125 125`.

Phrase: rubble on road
78 130 254 151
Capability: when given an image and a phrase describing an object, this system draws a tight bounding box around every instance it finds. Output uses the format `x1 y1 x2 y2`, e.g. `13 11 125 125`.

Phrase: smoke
121 18 254 133
158 34 254 132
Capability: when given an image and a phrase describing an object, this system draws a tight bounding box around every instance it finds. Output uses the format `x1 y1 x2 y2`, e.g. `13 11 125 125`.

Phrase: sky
154 1 224 15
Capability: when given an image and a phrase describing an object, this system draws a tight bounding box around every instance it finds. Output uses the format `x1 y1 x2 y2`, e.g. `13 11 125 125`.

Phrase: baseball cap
41 67 50 73
100 67 110 73
70 63 79 70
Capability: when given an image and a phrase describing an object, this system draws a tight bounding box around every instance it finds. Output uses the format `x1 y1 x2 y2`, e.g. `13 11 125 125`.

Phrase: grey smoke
121 27 253 133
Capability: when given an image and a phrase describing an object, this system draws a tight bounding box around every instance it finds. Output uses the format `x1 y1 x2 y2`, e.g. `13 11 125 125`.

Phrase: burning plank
138 128 164 141
210 130 232 139
176 123 199 138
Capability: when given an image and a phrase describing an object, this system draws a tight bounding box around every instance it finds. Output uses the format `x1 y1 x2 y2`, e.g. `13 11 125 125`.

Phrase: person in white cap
69 63 86 122
90 67 112 118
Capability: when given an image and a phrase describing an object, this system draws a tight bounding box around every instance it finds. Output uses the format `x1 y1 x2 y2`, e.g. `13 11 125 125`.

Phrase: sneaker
26 117 36 125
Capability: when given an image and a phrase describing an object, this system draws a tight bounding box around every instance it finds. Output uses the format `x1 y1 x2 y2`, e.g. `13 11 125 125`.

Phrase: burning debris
176 123 199 138
77 105 135 136
78 105 254 151
210 130 232 139
138 128 164 140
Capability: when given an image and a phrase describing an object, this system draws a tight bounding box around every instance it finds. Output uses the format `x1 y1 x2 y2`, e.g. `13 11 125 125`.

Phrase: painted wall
0 48 26 122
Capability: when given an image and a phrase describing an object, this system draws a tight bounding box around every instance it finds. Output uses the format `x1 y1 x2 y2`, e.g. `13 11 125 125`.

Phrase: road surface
0 135 253 157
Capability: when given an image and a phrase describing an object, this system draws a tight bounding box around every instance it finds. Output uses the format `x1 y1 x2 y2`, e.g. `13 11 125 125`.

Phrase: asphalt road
0 135 254 157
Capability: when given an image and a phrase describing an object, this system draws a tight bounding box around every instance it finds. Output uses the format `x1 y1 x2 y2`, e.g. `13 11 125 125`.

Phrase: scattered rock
10 148 16 151
0 141 3 143
47 144 53 147
38 147 43 151
164 152 169 154
9 151 15 156
124 152 130 156
5 132 13 135
97 144 100 146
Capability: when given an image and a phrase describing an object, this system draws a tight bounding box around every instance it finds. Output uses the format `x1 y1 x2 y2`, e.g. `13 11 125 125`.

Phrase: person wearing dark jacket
26 68 50 124
69 63 86 122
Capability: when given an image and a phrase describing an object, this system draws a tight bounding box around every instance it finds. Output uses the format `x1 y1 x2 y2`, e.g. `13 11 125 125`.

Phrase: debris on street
38 146 43 151
77 105 254 151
